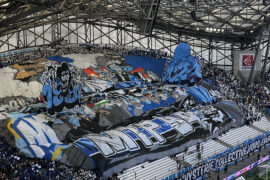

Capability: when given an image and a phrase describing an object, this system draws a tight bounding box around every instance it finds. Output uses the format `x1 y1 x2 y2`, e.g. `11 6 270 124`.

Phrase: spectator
0 136 97 179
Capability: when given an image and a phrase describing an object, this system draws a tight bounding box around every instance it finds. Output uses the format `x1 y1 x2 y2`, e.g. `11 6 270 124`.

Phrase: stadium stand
117 117 270 180
0 44 269 179
1 2 270 178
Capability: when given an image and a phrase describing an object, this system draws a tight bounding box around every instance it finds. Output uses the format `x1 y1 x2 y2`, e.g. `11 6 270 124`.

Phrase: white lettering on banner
173 111 193 121
17 98 26 107
17 119 42 144
158 116 185 136
205 110 224 133
214 111 224 123
82 109 227 158
178 111 214 133
16 117 56 145
126 125 154 147
12 116 60 158
155 114 197 137
177 122 195 135
138 120 166 143
172 112 198 135
87 129 139 157
187 115 201 125
175 134 270 180
180 161 214 180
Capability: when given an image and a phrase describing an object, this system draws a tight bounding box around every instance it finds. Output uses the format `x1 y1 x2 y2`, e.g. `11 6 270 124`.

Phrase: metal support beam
209 39 213 63
0 33 15 49
61 23 85 42
248 32 263 83
0 18 237 72
141 0 161 36
27 25 52 46
261 31 270 85
93 24 118 45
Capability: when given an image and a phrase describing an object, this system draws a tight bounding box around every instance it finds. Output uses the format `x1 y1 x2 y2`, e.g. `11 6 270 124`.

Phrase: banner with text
162 132 270 180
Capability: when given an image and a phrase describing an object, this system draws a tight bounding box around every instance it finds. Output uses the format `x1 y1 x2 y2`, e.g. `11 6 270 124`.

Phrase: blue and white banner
0 47 37 58
7 113 69 161
61 104 239 177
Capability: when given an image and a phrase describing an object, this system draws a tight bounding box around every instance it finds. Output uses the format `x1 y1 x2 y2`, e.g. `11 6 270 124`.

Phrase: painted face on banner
56 63 71 94
61 69 71 90
42 62 81 114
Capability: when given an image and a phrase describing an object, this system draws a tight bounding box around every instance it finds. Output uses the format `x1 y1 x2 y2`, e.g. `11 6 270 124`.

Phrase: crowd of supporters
168 64 270 173
0 137 98 180
0 44 170 68
203 64 269 125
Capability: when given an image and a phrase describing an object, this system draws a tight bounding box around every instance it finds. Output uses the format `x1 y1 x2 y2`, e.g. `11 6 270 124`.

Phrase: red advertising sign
242 55 254 67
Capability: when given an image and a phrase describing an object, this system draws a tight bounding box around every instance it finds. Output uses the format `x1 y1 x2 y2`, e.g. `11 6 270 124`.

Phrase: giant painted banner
7 113 68 161
61 104 239 177
0 42 249 180
163 43 202 86
42 62 81 114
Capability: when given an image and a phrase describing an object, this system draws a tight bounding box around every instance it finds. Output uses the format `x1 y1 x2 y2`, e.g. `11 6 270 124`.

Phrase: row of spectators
0 137 98 180
169 64 270 172
0 44 170 68
202 64 268 125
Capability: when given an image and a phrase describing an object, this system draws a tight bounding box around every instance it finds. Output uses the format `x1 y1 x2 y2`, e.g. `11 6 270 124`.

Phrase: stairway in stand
214 138 233 148
249 124 266 133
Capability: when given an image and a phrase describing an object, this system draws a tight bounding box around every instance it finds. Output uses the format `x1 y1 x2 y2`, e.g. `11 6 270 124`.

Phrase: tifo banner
61 104 236 178
7 113 68 161
162 132 270 180
162 43 201 86
42 62 81 115
239 53 255 70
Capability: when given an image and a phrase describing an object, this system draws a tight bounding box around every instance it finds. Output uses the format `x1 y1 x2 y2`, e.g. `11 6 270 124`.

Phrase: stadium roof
0 0 269 44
